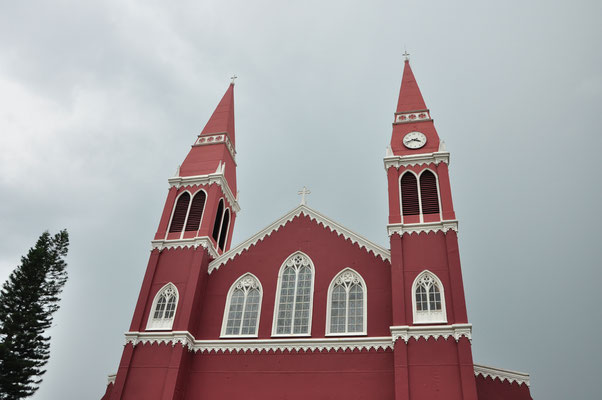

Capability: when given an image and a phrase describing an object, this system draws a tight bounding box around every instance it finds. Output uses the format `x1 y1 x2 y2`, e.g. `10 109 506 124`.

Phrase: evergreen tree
0 230 69 399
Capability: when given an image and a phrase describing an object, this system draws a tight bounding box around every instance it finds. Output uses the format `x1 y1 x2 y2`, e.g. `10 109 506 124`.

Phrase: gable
209 205 390 274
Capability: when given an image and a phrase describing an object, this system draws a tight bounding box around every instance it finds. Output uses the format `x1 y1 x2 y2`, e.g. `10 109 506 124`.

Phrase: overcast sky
1 1 601 399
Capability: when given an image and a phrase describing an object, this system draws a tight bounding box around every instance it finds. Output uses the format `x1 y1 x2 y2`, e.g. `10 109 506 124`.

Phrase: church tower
107 83 239 399
386 58 478 399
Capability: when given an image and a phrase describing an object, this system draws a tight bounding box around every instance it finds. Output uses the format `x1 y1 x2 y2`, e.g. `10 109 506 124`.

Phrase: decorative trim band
387 220 458 236
124 331 393 354
168 169 240 213
193 132 236 161
390 324 472 343
150 236 219 258
209 205 391 273
394 110 431 124
474 364 530 387
384 151 450 169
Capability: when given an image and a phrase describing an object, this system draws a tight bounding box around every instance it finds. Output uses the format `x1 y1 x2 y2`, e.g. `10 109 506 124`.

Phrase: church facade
102 60 533 400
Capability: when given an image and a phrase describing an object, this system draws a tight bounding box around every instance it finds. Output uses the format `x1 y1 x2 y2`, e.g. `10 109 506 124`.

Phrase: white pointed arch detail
146 282 179 331
398 170 419 219
418 167 443 216
220 273 263 338
411 270 447 324
272 251 315 337
166 190 192 237
326 268 367 336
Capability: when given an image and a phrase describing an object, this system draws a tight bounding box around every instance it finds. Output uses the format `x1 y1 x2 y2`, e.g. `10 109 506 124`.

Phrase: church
101 59 533 400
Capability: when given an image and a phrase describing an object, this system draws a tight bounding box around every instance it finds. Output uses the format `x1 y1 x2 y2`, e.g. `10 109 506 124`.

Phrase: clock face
403 131 427 149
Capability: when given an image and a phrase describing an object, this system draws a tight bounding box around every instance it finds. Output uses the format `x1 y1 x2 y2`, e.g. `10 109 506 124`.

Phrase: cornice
208 205 391 273
168 168 240 213
384 151 450 170
473 364 530 387
124 331 393 354
193 132 236 162
150 236 219 258
390 324 472 343
387 220 458 236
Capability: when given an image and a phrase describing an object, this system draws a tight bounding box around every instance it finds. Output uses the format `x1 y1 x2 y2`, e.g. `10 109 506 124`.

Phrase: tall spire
200 83 236 145
396 59 428 113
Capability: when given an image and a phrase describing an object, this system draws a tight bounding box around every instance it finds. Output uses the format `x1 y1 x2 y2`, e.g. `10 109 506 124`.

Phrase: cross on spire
402 50 410 61
297 186 311 205
230 75 238 84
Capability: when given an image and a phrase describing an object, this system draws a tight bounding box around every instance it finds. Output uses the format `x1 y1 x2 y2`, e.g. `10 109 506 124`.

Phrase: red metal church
101 60 533 400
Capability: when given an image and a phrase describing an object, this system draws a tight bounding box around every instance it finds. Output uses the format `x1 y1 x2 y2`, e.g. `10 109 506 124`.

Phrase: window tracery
147 283 178 330
327 269 366 335
222 274 262 337
412 271 446 324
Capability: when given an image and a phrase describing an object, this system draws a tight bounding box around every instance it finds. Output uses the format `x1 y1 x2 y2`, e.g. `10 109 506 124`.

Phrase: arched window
169 192 190 233
412 271 447 324
221 273 262 337
211 199 224 241
147 283 179 330
400 172 419 216
326 268 367 335
273 252 315 336
218 209 230 251
184 190 206 232
419 170 440 215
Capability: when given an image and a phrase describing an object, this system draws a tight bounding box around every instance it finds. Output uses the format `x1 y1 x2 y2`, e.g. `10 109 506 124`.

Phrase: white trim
325 268 367 336
146 283 179 331
209 205 390 273
473 364 531 387
419 167 443 217
220 273 263 338
150 236 219 258
211 198 225 242
193 132 237 161
107 374 116 385
398 170 419 221
124 331 393 353
387 220 458 236
168 170 240 213
271 251 315 337
384 151 450 170
411 270 447 324
393 110 431 124
165 190 192 239
217 208 231 251
390 324 472 343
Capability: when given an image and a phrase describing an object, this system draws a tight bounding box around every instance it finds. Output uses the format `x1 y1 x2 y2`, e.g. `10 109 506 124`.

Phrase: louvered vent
212 199 224 241
401 173 420 216
420 171 440 214
169 193 190 233
218 209 230 251
185 191 206 232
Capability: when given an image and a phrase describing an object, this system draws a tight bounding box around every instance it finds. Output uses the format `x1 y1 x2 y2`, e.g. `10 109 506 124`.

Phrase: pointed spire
396 59 428 113
200 83 236 145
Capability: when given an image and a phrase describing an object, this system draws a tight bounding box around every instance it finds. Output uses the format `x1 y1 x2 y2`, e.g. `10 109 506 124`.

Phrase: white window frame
183 188 208 235
418 168 443 216
166 190 192 239
399 170 420 221
146 282 179 331
411 270 447 324
220 273 263 338
325 268 367 336
271 251 315 337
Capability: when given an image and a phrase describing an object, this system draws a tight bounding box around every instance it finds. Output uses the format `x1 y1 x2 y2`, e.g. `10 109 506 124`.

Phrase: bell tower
386 58 478 400
107 83 239 400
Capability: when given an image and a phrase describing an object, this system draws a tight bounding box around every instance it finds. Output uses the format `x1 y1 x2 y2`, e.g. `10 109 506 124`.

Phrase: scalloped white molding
124 331 393 354
384 151 450 170
387 220 458 236
107 374 116 384
390 324 472 343
193 132 236 161
151 236 219 258
168 170 240 213
474 364 530 387
208 205 391 273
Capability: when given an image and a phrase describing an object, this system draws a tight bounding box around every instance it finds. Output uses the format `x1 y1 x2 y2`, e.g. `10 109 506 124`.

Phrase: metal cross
230 75 238 84
402 50 410 61
297 186 311 205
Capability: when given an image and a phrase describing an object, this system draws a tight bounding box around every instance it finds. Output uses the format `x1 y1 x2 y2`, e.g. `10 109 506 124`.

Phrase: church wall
119 345 174 399
195 216 392 339
184 350 395 400
475 375 532 400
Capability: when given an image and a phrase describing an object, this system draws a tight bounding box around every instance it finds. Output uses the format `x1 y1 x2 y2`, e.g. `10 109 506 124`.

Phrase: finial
402 49 410 61
297 186 311 206
230 75 238 85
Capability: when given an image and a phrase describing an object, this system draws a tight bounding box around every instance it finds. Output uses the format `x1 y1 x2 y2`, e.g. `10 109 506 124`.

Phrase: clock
402 131 427 149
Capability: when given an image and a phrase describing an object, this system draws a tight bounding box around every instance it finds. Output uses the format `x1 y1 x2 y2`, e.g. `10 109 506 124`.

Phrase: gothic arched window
218 209 230 251
400 172 419 216
419 170 440 215
412 271 447 324
184 190 206 232
273 252 315 336
326 268 367 335
147 283 179 330
212 199 225 242
169 192 191 233
221 273 262 337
